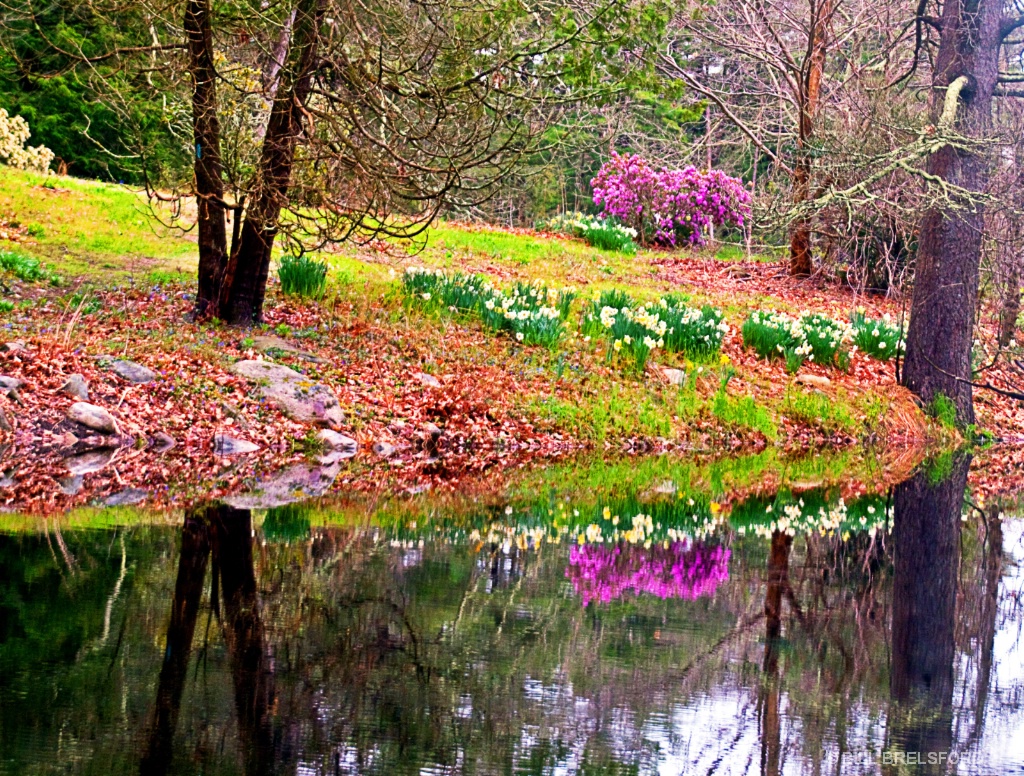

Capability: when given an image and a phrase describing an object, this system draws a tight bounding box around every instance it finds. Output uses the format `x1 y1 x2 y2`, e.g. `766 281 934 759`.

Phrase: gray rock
110 359 158 384
224 461 341 509
150 431 176 453
795 374 832 389
65 448 116 476
67 402 120 434
104 487 148 507
58 475 83 495
661 368 687 387
250 334 323 362
317 429 358 455
0 375 23 392
0 469 14 488
2 341 25 353
60 373 89 400
0 407 10 432
372 441 397 458
231 360 344 427
413 371 441 388
213 433 259 455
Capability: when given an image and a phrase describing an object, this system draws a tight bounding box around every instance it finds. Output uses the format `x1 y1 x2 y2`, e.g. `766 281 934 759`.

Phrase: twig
923 354 1024 401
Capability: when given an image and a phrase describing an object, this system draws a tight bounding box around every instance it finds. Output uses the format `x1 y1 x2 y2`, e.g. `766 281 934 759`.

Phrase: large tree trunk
787 0 831 277
185 0 228 319
901 1 1003 425
217 0 324 326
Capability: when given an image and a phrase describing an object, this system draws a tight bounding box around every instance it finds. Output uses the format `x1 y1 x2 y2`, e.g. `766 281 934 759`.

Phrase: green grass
0 168 197 277
783 388 857 434
928 393 959 429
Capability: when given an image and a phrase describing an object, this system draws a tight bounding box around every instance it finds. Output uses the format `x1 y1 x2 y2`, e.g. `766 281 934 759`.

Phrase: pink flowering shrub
566 540 731 607
591 152 751 247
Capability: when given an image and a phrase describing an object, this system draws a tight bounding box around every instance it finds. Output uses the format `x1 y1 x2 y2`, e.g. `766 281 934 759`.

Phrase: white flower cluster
546 212 638 240
600 304 667 353
0 108 54 173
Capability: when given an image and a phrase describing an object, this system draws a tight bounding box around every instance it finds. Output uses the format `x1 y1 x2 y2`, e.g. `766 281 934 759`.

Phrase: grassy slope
0 170 932 448
0 168 196 278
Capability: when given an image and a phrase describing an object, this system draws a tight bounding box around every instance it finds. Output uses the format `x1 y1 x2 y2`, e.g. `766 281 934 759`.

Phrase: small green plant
26 223 45 238
0 249 51 282
274 323 292 337
928 392 958 429
0 300 13 313
851 310 904 361
278 254 328 298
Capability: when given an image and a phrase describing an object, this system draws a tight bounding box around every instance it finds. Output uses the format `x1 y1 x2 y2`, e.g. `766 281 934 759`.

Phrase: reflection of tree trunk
788 0 832 278
185 0 228 319
887 455 969 770
973 509 1003 737
213 507 280 776
218 0 325 325
759 530 792 776
139 513 211 776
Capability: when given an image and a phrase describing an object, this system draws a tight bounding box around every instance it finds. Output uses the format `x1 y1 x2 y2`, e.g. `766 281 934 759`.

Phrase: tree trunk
217 0 324 326
787 0 831 277
901 1 1003 425
185 0 228 319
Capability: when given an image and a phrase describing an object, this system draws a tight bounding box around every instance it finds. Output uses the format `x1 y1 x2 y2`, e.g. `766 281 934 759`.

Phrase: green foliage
0 248 57 283
712 390 778 440
784 389 856 433
262 505 312 543
742 310 852 372
851 310 904 361
278 254 328 299
0 300 13 313
659 300 729 358
927 392 958 429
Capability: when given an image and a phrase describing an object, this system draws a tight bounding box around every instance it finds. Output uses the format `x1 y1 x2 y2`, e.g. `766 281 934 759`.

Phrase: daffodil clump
402 267 576 346
851 310 904 361
742 309 853 372
658 298 730 358
541 212 638 254
585 289 727 371
480 279 577 346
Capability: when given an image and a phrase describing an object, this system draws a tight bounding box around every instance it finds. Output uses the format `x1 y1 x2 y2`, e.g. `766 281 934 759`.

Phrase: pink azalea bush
591 152 751 247
566 540 731 607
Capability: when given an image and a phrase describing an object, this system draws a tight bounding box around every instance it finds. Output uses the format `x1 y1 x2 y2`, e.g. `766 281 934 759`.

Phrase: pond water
1 454 1023 775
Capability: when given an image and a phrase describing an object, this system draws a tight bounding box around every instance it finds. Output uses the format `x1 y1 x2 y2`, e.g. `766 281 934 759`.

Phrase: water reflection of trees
1 475 1021 774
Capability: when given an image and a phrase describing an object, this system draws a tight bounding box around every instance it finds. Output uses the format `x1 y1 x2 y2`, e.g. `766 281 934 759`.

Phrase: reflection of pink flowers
566 541 731 606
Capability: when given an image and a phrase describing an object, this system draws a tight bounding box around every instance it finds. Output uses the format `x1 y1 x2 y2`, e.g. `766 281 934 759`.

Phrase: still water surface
1 456 1023 775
